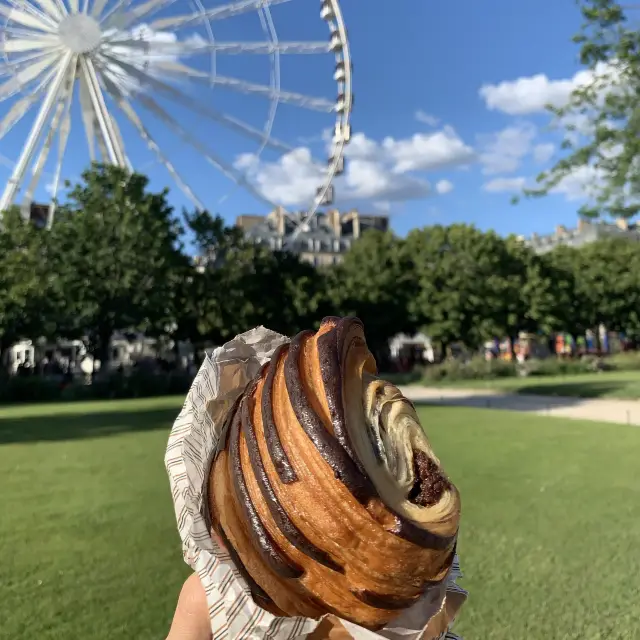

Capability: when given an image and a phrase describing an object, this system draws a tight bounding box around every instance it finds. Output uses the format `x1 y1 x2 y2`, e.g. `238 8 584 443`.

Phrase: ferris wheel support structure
0 0 352 229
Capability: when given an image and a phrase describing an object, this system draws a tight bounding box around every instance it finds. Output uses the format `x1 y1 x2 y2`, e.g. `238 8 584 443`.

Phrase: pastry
208 316 460 630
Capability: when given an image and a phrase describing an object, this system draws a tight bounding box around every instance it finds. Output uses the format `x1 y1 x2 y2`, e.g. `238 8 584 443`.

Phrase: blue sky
0 0 599 238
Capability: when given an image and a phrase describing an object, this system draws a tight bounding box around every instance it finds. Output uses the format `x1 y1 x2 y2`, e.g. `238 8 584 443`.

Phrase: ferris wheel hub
58 13 102 55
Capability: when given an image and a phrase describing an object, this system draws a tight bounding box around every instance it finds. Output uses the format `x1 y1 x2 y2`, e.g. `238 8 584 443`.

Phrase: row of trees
2 164 640 369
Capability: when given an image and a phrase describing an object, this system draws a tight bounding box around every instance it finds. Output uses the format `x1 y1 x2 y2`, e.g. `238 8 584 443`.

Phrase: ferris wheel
0 0 352 230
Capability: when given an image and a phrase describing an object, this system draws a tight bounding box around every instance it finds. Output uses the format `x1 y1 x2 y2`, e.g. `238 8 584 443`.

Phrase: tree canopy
404 224 555 351
0 207 52 353
327 229 416 363
2 164 640 368
524 0 640 218
46 164 185 363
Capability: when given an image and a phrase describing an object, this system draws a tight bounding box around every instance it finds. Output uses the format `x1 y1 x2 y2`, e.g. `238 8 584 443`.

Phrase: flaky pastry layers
208 317 461 630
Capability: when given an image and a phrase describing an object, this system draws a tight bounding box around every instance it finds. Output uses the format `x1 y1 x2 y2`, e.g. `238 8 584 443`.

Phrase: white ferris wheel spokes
0 0 352 232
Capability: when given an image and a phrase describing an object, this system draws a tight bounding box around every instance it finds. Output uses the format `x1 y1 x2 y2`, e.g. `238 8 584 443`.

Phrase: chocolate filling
284 330 376 505
228 399 304 579
261 344 298 484
408 451 451 507
241 391 344 574
285 327 455 550
351 588 427 611
317 317 367 474
215 523 274 605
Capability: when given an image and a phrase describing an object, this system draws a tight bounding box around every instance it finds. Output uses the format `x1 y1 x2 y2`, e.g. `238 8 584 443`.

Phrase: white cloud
234 148 327 206
478 122 536 175
183 32 207 47
479 62 619 115
480 74 576 115
415 110 440 126
234 127 473 207
345 159 431 201
382 126 475 173
435 179 453 194
550 165 602 201
235 146 432 206
559 112 595 144
532 142 555 164
483 166 601 201
483 177 527 193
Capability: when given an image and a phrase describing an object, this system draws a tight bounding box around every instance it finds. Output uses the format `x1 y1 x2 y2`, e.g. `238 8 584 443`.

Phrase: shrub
0 375 63 404
422 357 517 382
91 369 193 399
523 355 610 377
0 369 194 405
607 351 640 371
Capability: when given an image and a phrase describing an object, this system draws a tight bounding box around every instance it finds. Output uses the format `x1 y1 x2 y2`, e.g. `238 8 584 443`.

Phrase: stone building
236 208 389 266
524 217 640 254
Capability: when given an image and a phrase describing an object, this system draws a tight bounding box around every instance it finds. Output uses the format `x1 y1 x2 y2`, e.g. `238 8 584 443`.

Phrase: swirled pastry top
208 316 461 630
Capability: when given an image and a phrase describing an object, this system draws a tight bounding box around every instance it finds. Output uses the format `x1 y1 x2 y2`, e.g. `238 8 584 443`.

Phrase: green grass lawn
1 398 639 639
433 368 640 400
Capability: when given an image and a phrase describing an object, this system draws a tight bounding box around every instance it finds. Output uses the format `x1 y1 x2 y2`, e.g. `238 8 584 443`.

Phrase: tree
555 238 640 337
326 229 416 365
523 0 640 217
49 164 185 365
543 245 592 335
503 237 575 337
405 225 537 353
0 207 55 359
183 210 326 345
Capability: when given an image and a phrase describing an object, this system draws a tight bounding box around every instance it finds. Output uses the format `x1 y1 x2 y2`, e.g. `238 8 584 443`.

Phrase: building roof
240 210 389 254
525 218 640 253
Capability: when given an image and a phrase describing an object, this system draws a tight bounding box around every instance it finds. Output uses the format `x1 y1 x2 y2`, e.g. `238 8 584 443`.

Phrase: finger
166 573 212 640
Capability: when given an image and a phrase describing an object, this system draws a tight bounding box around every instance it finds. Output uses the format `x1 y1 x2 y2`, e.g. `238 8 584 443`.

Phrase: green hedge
5 351 640 402
606 351 640 371
0 376 63 404
522 355 608 377
421 353 618 383
0 369 193 405
423 357 517 382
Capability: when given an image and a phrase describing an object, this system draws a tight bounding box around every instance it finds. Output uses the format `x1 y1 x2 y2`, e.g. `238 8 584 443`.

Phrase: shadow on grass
411 385 628 416
514 381 629 399
0 407 179 445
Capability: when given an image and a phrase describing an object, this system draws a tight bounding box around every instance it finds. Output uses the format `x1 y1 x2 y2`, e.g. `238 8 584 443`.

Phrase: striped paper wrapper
165 326 467 640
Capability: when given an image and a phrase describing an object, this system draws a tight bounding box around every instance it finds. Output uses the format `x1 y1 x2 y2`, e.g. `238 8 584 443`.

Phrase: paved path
399 385 640 426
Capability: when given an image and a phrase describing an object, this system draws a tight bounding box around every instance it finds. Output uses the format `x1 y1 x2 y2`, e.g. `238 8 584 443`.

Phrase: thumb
166 573 212 640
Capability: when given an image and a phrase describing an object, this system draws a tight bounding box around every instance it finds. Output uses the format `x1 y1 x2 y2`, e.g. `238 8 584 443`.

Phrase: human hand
166 573 212 640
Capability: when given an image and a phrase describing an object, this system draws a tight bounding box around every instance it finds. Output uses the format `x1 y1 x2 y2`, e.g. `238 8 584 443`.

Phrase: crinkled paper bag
166 326 467 640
